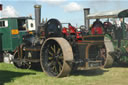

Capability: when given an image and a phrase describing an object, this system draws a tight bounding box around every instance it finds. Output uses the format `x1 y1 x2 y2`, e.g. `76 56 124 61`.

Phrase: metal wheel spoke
51 46 54 52
54 45 56 53
52 64 58 74
48 51 54 56
59 56 63 59
57 48 61 54
48 57 54 60
58 61 62 72
58 53 63 59
47 60 54 67
51 45 56 53
50 57 59 74
51 66 55 72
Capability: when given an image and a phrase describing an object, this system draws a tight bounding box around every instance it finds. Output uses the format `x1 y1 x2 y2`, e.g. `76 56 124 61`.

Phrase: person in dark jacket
91 19 104 35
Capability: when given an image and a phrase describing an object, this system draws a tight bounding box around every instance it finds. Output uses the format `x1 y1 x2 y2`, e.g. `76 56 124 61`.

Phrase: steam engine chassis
13 5 114 77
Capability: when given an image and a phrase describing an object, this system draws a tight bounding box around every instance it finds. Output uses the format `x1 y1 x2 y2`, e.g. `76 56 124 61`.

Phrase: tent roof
87 9 128 19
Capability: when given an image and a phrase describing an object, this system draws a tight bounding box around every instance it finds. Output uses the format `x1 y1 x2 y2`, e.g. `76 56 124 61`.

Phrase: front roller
40 38 74 77
103 35 114 68
13 44 31 69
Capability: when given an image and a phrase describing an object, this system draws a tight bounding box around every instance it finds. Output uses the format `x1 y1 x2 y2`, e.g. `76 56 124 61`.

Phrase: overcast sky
0 0 128 26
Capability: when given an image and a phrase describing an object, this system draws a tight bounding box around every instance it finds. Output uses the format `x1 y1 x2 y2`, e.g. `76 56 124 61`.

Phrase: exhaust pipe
83 8 90 29
34 5 41 36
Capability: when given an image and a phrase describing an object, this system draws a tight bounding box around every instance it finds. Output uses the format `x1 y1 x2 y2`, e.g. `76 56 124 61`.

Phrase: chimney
34 5 41 36
83 8 90 29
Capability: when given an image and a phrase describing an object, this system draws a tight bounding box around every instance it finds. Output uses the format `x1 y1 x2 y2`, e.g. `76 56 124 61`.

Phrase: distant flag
0 4 2 11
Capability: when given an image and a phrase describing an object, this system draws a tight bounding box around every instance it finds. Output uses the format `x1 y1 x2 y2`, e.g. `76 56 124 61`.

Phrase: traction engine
13 5 113 77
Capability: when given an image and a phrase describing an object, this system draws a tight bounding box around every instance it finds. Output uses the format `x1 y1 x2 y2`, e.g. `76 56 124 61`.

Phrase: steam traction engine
13 5 113 77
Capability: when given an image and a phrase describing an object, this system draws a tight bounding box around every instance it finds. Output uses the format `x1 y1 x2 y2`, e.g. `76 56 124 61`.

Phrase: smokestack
34 5 41 36
83 8 90 29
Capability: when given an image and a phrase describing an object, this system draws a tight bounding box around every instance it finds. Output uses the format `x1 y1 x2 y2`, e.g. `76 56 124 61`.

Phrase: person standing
91 19 104 35
113 18 127 47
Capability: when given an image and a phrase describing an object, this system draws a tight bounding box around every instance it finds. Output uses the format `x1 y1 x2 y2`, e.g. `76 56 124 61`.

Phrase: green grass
0 63 128 85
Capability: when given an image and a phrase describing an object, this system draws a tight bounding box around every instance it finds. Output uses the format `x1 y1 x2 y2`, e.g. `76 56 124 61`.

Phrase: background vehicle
0 17 35 62
86 9 128 65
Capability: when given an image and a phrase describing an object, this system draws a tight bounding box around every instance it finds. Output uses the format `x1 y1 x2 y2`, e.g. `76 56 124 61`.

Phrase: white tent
87 9 128 19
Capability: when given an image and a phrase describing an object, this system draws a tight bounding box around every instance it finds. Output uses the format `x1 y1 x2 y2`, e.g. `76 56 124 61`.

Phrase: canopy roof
87 9 128 19
0 17 32 20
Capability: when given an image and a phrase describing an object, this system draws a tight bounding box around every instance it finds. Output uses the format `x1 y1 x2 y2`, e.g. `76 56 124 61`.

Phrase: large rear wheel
40 38 73 77
103 35 114 67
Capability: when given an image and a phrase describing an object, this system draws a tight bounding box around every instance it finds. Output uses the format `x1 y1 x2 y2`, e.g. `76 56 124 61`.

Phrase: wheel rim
40 38 73 77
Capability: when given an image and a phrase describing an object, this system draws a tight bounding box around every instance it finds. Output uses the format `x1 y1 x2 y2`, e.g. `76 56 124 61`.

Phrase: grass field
0 63 128 85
